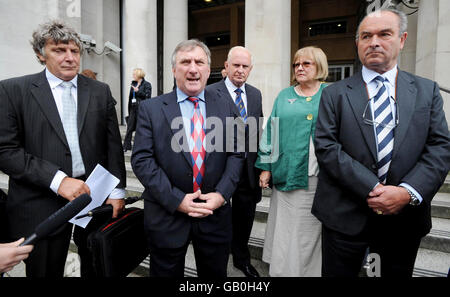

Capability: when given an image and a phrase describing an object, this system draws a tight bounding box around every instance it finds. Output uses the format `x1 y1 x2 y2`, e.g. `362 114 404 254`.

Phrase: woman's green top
255 83 327 192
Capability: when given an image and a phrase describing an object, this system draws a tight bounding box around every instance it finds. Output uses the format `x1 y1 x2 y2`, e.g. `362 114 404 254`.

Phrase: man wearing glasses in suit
312 8 450 277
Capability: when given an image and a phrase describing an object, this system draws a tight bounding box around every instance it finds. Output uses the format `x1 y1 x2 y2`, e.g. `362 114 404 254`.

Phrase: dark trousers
123 106 137 150
148 225 230 278
231 175 259 267
24 223 73 277
322 218 422 277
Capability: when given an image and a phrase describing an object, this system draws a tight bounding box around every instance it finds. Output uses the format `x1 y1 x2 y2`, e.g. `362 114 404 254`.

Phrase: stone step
360 248 450 277
1 170 449 267
125 163 138 179
420 217 450 253
135 243 270 277
432 192 450 219
1 171 449 222
247 216 450 260
125 151 132 162
5 242 447 277
1 169 449 221
439 175 450 194
412 248 449 277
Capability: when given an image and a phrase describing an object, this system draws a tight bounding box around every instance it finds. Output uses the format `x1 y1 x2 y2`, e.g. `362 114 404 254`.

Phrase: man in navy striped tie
207 47 263 277
313 8 450 277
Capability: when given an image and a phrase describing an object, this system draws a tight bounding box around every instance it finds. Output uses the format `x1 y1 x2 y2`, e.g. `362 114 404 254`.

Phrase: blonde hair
133 68 146 80
291 46 328 84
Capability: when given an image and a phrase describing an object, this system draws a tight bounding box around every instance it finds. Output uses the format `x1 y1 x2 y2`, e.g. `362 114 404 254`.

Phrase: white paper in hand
69 164 120 228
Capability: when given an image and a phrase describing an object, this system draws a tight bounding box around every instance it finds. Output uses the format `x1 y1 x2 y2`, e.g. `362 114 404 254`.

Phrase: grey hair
171 39 211 68
355 7 408 41
227 46 254 65
30 20 84 65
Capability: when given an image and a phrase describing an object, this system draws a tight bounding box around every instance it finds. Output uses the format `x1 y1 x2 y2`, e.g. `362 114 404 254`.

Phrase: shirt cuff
399 183 423 204
372 182 380 191
108 188 126 199
50 170 68 194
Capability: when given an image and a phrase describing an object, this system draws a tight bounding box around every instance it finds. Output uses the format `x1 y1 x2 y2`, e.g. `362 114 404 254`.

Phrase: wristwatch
404 188 420 206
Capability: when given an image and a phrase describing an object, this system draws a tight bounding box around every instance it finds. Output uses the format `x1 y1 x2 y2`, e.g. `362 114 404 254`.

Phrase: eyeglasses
292 61 314 69
362 97 399 129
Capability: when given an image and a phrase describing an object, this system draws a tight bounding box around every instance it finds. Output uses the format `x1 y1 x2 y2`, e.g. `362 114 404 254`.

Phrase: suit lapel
76 75 91 136
245 85 259 117
161 91 193 168
346 73 378 161
30 70 69 148
215 80 241 116
392 70 416 159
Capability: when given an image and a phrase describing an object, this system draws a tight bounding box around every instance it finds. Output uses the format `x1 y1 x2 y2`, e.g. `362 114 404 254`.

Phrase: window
307 20 347 37
203 32 230 47
327 65 354 83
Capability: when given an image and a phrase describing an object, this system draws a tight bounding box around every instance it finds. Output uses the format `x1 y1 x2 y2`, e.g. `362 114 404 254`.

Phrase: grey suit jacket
0 70 126 237
312 70 450 237
206 80 263 192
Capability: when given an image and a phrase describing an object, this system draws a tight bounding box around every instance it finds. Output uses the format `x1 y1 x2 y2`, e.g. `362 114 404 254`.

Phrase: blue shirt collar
176 88 206 103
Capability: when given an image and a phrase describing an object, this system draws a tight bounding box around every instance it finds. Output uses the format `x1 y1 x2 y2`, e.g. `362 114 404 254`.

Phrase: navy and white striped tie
373 76 394 184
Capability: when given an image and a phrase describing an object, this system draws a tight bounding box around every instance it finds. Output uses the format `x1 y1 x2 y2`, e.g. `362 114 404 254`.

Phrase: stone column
163 0 188 93
81 0 121 122
416 0 450 120
122 0 158 118
244 0 291 119
398 9 418 74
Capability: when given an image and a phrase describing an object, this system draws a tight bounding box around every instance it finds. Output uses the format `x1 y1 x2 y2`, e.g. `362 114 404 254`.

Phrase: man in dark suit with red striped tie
131 39 244 277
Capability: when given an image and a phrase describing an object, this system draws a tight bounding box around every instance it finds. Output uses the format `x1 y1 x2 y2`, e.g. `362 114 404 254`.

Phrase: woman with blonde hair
255 46 328 276
123 68 152 152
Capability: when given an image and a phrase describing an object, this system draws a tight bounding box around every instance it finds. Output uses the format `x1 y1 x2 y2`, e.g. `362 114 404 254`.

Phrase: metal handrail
440 86 450 94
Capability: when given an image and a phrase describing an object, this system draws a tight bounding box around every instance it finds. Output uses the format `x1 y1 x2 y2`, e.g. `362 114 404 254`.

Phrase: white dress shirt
46 69 125 199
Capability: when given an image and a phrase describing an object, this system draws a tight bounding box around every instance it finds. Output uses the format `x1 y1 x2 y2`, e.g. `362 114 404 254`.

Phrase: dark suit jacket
0 70 126 238
131 89 244 249
206 80 263 196
312 70 450 237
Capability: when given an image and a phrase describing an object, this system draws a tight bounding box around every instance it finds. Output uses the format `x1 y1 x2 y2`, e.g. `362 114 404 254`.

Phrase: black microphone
19 194 92 246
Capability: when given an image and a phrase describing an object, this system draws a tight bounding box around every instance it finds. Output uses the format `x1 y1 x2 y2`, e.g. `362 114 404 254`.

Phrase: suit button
307 114 313 121
371 164 377 170
187 172 193 177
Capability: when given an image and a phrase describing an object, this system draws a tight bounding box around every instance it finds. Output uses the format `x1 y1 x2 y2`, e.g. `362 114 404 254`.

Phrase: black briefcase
86 206 149 277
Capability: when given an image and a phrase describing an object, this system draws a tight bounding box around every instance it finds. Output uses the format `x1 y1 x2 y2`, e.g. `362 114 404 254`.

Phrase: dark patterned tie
234 88 247 123
188 97 206 192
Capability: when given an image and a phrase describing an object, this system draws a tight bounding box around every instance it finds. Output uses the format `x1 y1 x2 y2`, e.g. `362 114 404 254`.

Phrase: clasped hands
57 177 125 218
367 184 411 215
177 190 225 218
